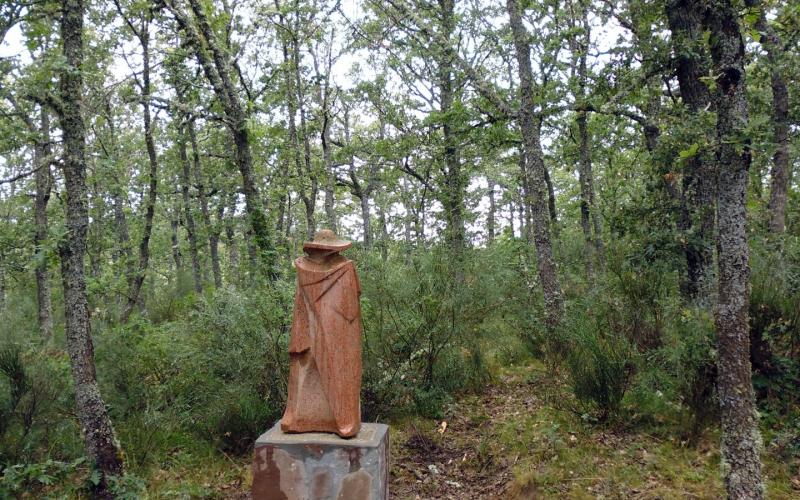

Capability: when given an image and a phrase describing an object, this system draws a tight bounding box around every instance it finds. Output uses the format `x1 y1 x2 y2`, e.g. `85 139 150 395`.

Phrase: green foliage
0 344 80 467
0 458 145 499
749 236 800 409
0 458 87 497
560 299 635 421
95 283 293 459
358 245 490 420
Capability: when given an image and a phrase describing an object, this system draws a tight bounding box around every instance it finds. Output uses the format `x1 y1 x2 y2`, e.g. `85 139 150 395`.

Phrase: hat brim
303 240 352 251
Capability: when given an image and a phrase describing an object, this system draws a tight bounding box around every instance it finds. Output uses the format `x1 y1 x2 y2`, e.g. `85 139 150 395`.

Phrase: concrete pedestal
252 421 389 500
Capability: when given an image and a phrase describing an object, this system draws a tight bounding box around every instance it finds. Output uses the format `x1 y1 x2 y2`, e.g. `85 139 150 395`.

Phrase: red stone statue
281 230 362 438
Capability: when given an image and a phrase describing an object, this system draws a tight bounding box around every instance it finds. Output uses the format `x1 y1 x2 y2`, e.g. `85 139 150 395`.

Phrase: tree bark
704 0 764 496
666 0 716 299
437 0 466 271
33 107 54 340
312 39 338 234
400 174 414 261
225 191 239 281
122 11 159 321
0 259 4 312
170 207 183 276
744 1 790 233
280 24 317 241
187 119 221 288
167 0 276 277
104 99 134 281
541 123 559 229
572 0 603 277
487 179 496 242
378 193 389 262
507 0 565 330
358 192 372 247
179 125 203 294
87 174 105 280
210 201 223 288
57 0 122 492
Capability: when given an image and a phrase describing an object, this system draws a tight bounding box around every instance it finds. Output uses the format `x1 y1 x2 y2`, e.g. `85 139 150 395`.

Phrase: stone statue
281 230 362 438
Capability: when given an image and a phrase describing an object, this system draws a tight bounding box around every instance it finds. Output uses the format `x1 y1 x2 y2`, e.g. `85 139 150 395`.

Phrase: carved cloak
281 257 362 437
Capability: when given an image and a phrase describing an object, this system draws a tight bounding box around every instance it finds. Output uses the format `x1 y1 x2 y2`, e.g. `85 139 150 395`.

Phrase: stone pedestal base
252 421 389 500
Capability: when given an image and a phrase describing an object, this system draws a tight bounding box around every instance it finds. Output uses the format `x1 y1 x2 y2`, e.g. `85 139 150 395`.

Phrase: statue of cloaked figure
281 230 362 438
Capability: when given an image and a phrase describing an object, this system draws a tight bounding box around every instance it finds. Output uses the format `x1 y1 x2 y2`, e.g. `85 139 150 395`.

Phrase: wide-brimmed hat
303 229 352 251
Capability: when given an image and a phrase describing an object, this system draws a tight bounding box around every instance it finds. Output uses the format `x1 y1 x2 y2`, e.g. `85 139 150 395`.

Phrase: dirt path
389 370 537 499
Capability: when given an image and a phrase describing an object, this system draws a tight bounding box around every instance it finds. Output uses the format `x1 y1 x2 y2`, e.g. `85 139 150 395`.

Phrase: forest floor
144 362 799 499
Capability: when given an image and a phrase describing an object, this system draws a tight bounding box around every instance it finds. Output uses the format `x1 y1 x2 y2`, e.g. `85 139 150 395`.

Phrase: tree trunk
437 0 466 271
507 0 565 330
187 119 221 288
509 201 516 237
210 202 223 289
0 258 5 312
360 194 372 249
378 195 388 262
577 112 595 278
418 189 427 244
179 125 203 294
170 208 183 276
577 111 604 274
225 191 239 281
401 174 414 261
487 180 496 242
57 0 123 492
33 107 53 340
299 101 317 239
314 44 337 234
744 2 790 233
541 124 559 229
122 15 159 321
572 0 603 277
666 0 716 299
168 0 276 277
704 1 764 496
106 98 134 281
281 28 317 241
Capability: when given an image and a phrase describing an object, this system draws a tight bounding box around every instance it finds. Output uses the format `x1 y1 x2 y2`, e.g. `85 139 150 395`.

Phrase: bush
358 244 490 420
0 344 80 467
749 236 800 406
93 283 292 462
560 303 635 421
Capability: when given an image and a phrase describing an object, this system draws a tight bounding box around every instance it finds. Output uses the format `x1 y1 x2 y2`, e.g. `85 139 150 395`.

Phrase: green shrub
0 344 79 467
561 305 635 421
93 283 292 462
358 245 490 420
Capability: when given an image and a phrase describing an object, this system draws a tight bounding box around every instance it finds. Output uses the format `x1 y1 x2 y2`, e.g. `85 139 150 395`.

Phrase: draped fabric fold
281 257 362 438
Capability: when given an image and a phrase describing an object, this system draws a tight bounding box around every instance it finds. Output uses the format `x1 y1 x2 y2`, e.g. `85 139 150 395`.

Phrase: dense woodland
0 0 798 498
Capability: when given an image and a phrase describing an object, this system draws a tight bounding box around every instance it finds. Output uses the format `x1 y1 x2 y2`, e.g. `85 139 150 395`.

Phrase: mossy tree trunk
57 0 123 494
507 0 565 330
704 0 764 497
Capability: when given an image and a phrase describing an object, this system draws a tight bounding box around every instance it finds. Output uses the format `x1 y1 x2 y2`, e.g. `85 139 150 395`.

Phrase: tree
507 0 564 329
114 0 162 321
745 0 790 234
569 0 604 278
56 0 123 493
32 108 54 340
703 0 764 496
165 0 277 277
666 0 717 300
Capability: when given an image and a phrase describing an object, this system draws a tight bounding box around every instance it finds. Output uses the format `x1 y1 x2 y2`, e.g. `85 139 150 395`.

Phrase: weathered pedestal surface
252 421 389 500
